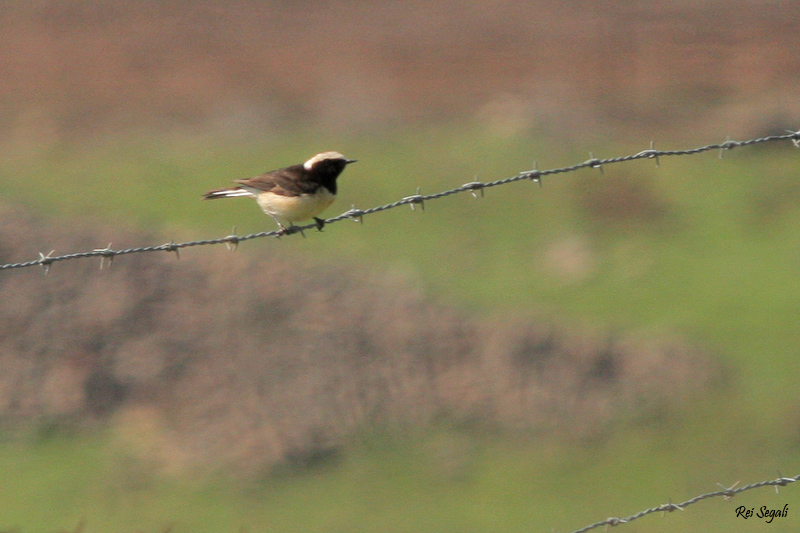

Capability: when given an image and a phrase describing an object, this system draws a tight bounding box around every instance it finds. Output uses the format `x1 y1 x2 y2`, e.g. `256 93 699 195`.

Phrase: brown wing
233 165 317 196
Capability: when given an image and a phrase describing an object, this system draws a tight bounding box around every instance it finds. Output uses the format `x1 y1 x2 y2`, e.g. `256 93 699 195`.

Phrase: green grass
2 127 800 531
2 414 797 532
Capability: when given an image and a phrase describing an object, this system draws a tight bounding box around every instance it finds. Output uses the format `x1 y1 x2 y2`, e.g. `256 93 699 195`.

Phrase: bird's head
303 152 358 177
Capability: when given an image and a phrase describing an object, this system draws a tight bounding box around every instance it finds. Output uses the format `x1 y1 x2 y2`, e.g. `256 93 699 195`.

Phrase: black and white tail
202 187 254 200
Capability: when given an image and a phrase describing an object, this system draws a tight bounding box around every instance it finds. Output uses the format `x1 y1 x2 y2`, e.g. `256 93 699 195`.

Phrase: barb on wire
1 131 798 272
565 473 800 533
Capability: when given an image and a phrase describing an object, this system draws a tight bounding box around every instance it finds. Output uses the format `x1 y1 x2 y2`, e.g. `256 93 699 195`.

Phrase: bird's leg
269 215 290 237
277 217 305 238
313 217 326 231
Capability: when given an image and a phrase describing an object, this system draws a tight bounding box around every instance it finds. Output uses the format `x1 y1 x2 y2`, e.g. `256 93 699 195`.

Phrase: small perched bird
203 151 357 233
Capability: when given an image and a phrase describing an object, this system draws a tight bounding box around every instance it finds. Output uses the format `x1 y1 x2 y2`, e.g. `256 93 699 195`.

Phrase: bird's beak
345 159 358 164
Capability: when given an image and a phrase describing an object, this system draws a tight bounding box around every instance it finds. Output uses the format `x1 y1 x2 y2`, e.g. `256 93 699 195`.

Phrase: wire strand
1 131 798 272
565 473 799 533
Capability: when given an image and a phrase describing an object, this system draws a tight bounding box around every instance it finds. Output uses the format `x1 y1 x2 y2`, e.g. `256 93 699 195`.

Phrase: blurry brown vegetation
574 169 674 229
0 1 798 144
0 205 724 475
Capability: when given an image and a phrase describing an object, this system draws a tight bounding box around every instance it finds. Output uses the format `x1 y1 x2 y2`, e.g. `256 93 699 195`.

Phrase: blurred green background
1 1 800 532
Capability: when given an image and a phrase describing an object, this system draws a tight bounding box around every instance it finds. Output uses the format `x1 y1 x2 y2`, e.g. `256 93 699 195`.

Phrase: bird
203 151 357 233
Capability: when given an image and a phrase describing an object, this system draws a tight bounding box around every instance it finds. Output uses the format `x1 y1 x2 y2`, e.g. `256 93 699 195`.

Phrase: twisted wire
566 473 799 533
2 131 798 272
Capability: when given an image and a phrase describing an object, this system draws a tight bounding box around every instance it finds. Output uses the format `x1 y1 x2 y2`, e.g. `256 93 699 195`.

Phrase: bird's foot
287 223 306 238
274 222 289 238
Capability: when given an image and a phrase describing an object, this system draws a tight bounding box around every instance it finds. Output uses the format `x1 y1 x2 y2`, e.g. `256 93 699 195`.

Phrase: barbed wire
565 472 800 533
1 131 799 273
